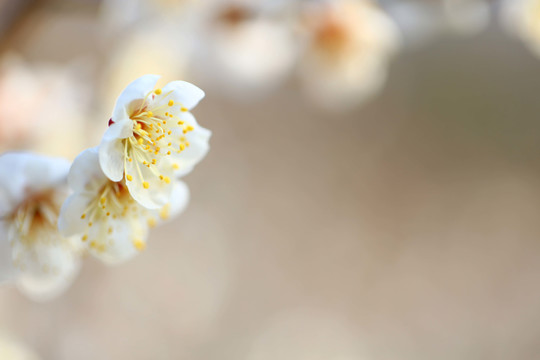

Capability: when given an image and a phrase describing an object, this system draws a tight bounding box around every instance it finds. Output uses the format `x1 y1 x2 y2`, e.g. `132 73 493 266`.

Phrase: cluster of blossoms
0 75 210 300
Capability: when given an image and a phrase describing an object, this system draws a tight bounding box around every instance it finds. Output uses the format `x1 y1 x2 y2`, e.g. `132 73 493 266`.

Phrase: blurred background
2 0 540 359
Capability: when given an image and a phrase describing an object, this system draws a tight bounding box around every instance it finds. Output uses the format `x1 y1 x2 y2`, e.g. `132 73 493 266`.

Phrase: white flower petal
15 240 81 302
0 153 69 215
112 74 160 122
88 216 149 265
161 81 205 110
68 147 107 193
170 112 212 177
0 221 16 284
125 157 173 209
167 180 190 220
58 192 93 237
99 120 133 184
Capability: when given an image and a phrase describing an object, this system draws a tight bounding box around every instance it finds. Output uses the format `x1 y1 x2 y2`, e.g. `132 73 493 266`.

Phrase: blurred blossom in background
2 0 540 359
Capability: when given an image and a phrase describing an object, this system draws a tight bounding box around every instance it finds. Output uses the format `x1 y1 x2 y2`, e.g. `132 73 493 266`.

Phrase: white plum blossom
99 74 210 209
298 0 401 110
0 153 81 301
59 148 189 264
192 0 298 97
502 0 540 58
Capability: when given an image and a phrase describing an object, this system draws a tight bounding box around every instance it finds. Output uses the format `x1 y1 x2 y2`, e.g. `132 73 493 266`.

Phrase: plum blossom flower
192 0 298 97
298 0 401 110
59 148 189 264
0 153 81 301
501 0 540 58
99 75 210 209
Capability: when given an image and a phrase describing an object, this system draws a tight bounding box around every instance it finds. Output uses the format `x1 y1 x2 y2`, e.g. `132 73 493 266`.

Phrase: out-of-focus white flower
0 153 81 301
99 75 210 209
384 0 490 47
502 0 540 57
0 335 40 360
297 0 401 110
0 54 90 158
59 148 189 264
192 0 298 97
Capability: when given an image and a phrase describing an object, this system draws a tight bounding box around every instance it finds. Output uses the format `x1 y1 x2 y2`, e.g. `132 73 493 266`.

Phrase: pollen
127 174 133 181
81 214 86 219
82 235 88 241
143 181 150 189
138 138 144 145
168 100 174 106
147 111 153 117
133 239 146 251
155 88 162 95
177 121 184 125
173 163 180 170
100 197 106 205
148 217 157 228
181 107 188 112
164 176 170 184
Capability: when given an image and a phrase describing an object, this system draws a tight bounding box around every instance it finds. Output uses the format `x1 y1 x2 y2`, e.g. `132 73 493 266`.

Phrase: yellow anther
177 121 184 125
173 163 180 170
168 131 172 135
128 158 133 162
155 88 162 95
149 124 154 129
108 227 113 234
179 143 186 151
152 159 157 165
100 197 106 205
88 222 93 227
127 174 133 181
167 142 172 147
147 111 153 117
160 205 170 220
168 100 174 106
164 176 170 184
186 125 194 132
82 235 88 241
148 217 157 228
167 151 171 155
90 241 97 248
81 214 86 219
138 138 144 145
181 107 188 112
143 181 150 189
159 175 164 180
106 212 110 216
133 239 146 251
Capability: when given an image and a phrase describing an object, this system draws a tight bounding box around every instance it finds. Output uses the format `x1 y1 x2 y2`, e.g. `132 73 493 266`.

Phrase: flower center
122 89 194 188
9 190 60 246
79 181 150 252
